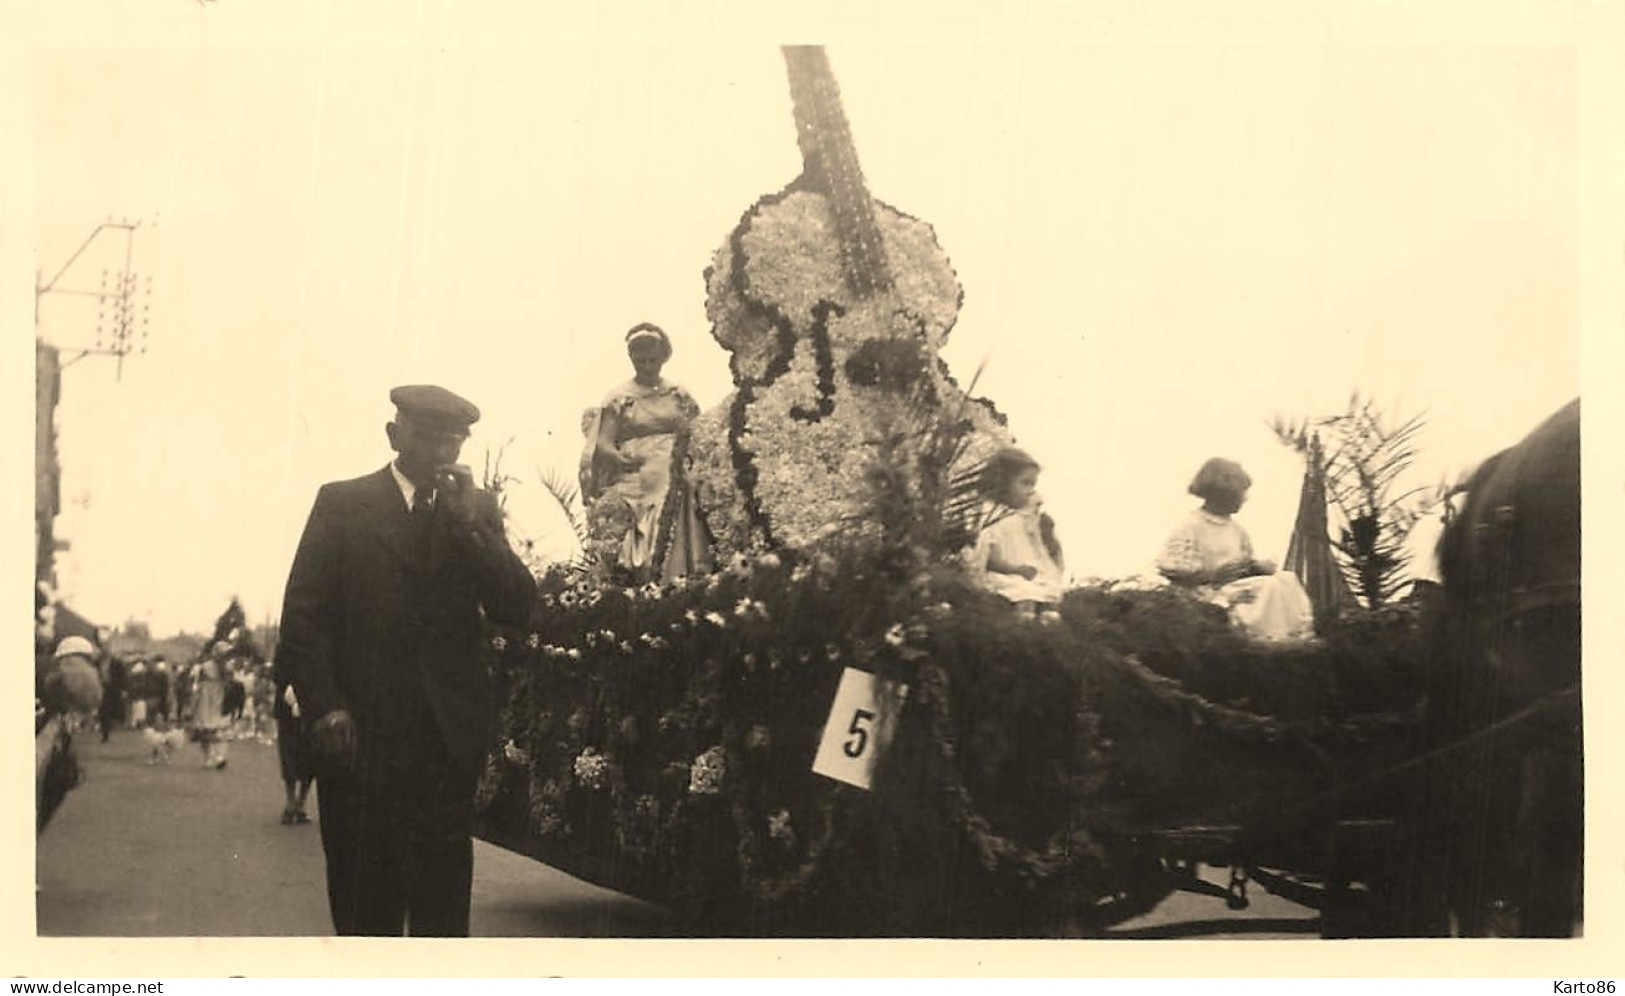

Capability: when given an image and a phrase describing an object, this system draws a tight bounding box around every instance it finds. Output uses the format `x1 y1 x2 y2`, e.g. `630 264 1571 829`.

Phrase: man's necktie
410 489 434 555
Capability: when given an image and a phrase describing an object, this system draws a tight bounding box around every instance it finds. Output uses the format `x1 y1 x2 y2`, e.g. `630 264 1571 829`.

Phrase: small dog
142 726 188 765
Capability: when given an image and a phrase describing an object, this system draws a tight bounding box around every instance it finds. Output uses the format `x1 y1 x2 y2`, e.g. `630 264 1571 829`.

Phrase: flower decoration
559 591 580 609
572 747 611 791
883 623 907 648
704 611 727 628
502 739 531 769
525 632 542 650
490 635 509 653
733 597 770 620
688 745 727 795
766 808 796 847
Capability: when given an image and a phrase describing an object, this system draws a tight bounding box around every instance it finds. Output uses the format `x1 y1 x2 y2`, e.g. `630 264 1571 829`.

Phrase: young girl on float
1157 457 1315 642
967 447 1067 619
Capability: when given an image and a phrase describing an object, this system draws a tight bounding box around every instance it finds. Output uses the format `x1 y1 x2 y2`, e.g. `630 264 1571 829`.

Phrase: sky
21 4 1594 638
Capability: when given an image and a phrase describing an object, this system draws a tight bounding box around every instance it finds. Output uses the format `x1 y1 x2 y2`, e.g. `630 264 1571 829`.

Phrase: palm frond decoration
538 464 592 552
1273 392 1442 608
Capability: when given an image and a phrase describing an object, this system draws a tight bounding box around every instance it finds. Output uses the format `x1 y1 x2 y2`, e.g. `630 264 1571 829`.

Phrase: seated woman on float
965 447 1067 620
1157 457 1315 643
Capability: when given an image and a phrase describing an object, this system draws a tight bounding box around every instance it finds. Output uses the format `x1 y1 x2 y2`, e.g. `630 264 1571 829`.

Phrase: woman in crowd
273 669 314 824
37 636 103 833
189 643 231 769
1157 457 1315 642
580 323 713 581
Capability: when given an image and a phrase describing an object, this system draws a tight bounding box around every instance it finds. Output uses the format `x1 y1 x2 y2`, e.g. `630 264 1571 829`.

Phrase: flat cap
390 384 481 431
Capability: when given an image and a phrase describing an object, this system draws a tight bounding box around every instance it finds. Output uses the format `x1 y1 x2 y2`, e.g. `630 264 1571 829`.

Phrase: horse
1405 398 1581 936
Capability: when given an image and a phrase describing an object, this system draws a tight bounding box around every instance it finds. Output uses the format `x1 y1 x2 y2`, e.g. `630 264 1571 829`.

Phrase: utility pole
34 216 154 643
36 217 153 379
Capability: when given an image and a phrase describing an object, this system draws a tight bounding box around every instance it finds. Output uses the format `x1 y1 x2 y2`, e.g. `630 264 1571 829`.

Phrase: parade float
474 48 1577 937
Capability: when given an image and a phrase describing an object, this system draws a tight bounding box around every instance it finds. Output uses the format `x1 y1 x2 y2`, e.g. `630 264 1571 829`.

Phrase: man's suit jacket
276 465 535 778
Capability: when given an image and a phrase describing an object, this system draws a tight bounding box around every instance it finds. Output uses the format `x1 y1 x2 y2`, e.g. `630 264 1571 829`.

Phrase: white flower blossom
687 746 727 795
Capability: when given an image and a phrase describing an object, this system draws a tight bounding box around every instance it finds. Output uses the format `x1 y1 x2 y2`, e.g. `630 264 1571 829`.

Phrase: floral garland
648 424 694 575
1108 652 1422 757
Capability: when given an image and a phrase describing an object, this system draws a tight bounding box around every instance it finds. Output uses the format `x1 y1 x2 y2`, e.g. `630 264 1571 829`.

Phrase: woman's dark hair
625 322 672 361
1188 457 1251 501
979 447 1064 564
979 446 1041 502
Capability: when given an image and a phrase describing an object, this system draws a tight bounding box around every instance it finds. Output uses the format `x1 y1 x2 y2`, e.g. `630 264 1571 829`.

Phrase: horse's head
1434 399 1580 715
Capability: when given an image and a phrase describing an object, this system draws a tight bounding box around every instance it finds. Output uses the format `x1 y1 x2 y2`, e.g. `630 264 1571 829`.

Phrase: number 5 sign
812 668 909 790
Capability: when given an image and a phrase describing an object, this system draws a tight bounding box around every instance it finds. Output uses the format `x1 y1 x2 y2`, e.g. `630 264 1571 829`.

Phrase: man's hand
436 464 500 530
311 708 356 767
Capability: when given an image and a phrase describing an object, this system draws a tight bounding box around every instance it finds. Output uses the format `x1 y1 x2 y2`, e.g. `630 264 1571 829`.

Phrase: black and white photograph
10 0 1623 978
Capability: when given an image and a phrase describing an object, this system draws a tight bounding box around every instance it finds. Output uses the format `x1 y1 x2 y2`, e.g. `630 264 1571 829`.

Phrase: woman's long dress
581 379 713 581
189 661 228 742
1158 508 1315 642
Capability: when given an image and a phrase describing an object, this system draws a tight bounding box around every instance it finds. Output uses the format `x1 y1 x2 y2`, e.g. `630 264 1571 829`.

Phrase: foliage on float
480 543 1128 936
476 543 1429 935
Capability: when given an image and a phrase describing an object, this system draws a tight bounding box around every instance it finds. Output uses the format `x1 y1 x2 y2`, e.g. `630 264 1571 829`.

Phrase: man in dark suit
277 385 535 936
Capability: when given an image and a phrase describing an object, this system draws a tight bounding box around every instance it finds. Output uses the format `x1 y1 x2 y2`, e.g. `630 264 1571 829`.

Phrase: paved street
36 729 671 937
37 729 1315 939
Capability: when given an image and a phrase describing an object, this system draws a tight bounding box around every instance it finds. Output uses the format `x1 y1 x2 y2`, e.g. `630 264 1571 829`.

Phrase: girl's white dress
967 501 1067 605
1158 508 1315 642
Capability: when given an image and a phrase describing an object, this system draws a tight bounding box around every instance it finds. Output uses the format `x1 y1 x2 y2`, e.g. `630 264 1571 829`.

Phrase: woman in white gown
580 324 713 581
1157 457 1315 643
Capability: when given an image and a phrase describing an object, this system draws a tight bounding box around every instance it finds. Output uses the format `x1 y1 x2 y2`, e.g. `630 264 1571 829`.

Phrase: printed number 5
843 708 876 758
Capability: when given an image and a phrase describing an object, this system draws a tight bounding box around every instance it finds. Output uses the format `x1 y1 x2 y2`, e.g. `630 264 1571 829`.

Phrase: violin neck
782 46 894 296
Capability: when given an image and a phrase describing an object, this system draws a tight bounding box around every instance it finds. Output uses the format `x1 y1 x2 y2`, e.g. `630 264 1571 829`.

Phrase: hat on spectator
53 635 96 659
